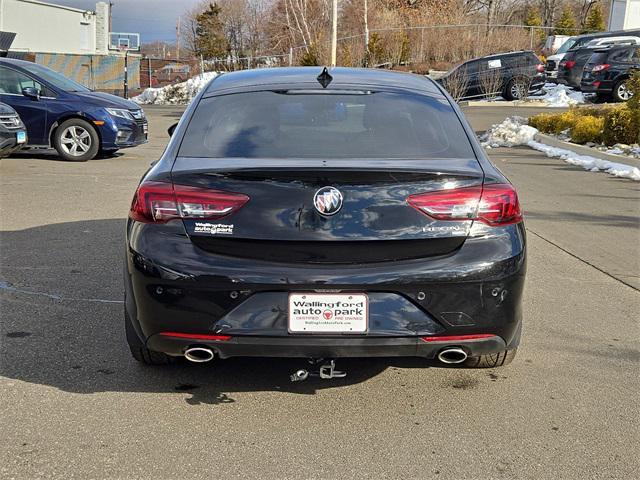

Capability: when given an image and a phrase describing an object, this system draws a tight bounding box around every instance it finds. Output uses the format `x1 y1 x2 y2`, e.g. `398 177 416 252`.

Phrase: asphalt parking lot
1 105 638 479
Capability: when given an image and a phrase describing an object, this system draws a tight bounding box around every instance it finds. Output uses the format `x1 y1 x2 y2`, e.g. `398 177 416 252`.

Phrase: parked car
581 45 640 101
438 51 545 101
125 67 526 370
558 36 640 89
542 35 571 57
545 29 640 81
152 63 191 86
0 101 27 157
0 58 148 161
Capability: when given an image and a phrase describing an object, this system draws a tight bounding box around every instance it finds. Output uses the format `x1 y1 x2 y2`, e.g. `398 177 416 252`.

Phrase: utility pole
364 0 369 66
364 0 369 49
176 16 181 61
331 0 338 66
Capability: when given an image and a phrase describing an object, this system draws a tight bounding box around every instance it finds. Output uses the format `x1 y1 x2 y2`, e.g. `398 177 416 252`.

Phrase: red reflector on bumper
159 332 231 341
421 334 496 342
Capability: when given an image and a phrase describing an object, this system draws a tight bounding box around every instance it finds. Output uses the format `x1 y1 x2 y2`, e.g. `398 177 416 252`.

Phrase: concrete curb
533 132 640 168
460 100 564 108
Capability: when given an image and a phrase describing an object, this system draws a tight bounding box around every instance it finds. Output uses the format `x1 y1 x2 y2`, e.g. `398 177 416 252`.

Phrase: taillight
407 183 522 226
129 181 249 223
592 63 610 73
564 60 576 69
536 64 545 73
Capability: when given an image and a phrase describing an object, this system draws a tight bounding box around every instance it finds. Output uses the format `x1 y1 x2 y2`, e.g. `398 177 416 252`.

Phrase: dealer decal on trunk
193 222 234 235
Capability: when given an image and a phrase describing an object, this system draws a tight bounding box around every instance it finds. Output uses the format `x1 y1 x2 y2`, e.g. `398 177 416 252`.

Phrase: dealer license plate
288 293 368 333
16 131 26 144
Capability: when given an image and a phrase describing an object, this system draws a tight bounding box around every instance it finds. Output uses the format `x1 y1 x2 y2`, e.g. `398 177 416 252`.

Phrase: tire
503 78 526 101
463 348 517 368
612 79 632 102
125 309 175 365
129 345 176 365
53 118 100 162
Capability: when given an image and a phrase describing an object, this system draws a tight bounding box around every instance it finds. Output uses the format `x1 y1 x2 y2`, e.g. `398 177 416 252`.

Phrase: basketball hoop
108 32 140 52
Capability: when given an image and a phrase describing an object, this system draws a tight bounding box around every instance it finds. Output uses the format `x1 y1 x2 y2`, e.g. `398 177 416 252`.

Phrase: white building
609 0 640 30
0 0 110 55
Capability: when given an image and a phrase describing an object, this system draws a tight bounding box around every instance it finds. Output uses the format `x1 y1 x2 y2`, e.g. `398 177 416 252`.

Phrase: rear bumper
580 79 613 94
147 333 508 359
125 220 527 359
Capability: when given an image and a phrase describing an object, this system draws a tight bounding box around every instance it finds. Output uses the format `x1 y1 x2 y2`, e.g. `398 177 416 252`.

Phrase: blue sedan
0 58 147 161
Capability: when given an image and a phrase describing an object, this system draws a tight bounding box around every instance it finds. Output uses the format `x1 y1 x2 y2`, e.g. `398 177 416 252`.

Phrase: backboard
109 32 140 52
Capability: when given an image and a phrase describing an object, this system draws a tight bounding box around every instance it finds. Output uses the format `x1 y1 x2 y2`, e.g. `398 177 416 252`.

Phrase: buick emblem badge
313 186 343 216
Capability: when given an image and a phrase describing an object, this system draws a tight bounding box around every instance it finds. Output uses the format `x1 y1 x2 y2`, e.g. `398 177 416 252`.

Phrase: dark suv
0 101 27 157
558 38 639 89
581 45 640 101
438 51 545 101
0 58 147 161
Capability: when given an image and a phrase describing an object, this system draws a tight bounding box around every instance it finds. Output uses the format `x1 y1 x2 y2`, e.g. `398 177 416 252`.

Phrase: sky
51 0 202 43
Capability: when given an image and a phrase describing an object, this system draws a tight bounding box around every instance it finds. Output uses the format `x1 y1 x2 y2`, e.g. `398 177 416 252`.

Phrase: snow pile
534 83 585 108
132 72 219 105
480 116 537 147
481 117 640 181
489 83 586 107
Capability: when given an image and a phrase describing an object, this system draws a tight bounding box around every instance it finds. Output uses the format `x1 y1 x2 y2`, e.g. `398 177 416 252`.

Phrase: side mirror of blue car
22 87 40 100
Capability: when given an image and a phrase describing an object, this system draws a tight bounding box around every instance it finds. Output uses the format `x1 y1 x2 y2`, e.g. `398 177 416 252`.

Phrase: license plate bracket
288 293 368 334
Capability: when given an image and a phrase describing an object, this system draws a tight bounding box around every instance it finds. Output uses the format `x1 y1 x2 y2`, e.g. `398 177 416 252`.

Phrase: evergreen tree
194 3 228 59
300 45 321 66
524 7 545 42
554 7 577 36
524 7 542 28
584 4 606 32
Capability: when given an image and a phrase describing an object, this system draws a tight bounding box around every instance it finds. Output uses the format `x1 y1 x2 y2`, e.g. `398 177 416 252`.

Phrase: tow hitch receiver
290 359 346 382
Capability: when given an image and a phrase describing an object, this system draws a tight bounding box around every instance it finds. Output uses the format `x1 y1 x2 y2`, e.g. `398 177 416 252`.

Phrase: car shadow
8 149 124 161
1 219 452 405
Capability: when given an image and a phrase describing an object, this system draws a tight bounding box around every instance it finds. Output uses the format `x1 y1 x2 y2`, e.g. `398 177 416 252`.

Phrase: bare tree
441 66 470 102
478 64 503 99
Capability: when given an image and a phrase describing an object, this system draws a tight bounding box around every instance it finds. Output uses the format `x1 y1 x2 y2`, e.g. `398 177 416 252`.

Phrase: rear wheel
463 348 517 368
612 79 632 102
125 309 175 365
503 78 527 101
129 345 176 365
53 118 99 161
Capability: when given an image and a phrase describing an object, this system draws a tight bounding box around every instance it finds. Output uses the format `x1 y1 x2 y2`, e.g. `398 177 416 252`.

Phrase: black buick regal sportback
125 67 526 370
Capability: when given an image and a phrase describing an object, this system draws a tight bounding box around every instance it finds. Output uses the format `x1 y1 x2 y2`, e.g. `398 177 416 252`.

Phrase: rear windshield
588 52 610 64
557 38 577 53
178 91 475 159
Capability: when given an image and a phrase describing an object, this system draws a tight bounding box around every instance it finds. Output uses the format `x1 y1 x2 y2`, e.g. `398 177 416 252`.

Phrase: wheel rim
617 82 632 100
511 82 525 99
60 126 91 156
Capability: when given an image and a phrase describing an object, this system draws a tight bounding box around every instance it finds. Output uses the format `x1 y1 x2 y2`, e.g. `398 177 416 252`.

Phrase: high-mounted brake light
129 181 249 223
592 63 610 73
407 183 522 226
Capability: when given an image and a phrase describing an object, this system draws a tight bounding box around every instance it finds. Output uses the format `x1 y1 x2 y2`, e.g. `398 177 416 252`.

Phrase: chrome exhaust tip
437 347 468 364
184 347 214 363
